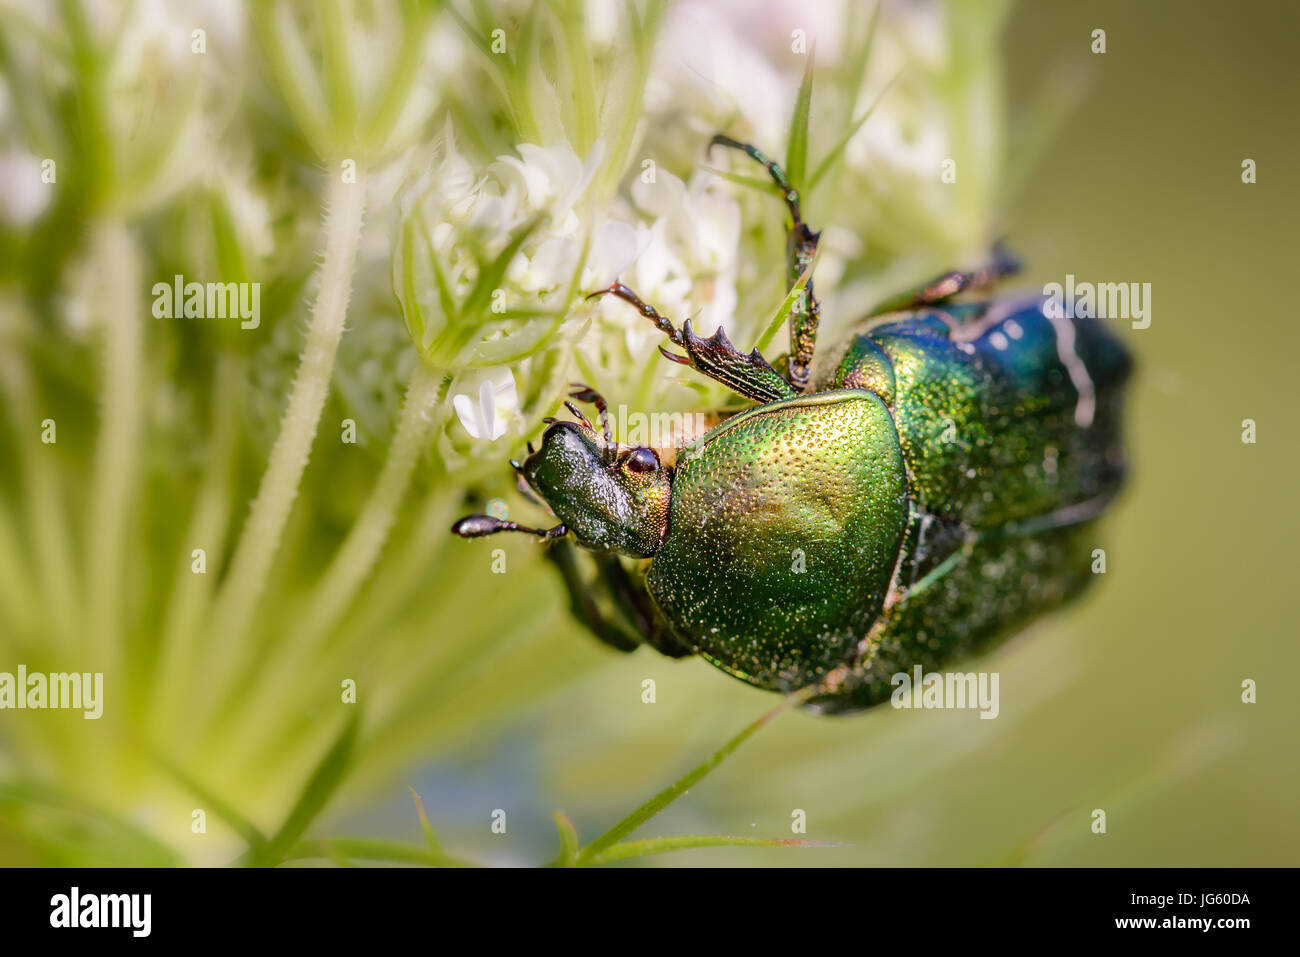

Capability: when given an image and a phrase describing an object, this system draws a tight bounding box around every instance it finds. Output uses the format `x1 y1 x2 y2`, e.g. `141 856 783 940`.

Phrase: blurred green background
0 0 1295 866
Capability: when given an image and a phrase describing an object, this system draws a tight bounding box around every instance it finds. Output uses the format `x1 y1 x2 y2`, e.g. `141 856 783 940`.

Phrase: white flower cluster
404 125 605 440
431 130 743 442
428 0 1003 445
590 171 742 360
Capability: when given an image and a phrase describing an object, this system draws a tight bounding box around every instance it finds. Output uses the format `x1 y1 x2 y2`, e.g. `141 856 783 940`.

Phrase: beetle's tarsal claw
589 282 686 348
658 344 691 365
566 383 614 445
598 283 640 310
707 133 742 156
568 383 602 403
564 400 594 431
542 416 558 425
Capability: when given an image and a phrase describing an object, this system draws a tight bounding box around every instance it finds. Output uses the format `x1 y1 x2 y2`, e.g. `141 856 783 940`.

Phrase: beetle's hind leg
867 243 1022 317
708 134 822 393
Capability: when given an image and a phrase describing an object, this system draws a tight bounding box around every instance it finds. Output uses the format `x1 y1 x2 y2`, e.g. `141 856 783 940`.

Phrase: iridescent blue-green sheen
646 299 1130 711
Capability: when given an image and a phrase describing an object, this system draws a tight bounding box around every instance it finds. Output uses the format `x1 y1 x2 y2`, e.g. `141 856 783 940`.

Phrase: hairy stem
205 168 368 708
298 361 446 646
582 834 834 866
282 838 477 868
216 360 447 744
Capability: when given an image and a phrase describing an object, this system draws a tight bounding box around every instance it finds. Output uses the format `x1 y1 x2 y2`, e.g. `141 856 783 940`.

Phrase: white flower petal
453 393 484 439
632 167 686 220
586 220 640 287
478 380 498 438
452 369 518 442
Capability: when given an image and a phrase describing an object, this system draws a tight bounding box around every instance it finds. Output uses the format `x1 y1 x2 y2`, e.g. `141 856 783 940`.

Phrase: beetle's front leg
546 539 642 653
597 553 694 659
587 283 796 405
708 135 822 393
867 243 1022 317
546 540 693 659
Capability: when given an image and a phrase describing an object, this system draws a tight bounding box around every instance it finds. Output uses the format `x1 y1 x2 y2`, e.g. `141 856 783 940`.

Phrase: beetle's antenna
568 383 614 446
451 514 567 540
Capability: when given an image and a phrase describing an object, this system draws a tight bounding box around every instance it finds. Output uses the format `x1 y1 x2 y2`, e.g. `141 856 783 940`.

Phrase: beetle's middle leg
867 243 1022 317
708 134 822 393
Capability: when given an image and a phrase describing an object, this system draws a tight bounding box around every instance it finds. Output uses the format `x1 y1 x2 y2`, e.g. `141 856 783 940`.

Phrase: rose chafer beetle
453 136 1131 713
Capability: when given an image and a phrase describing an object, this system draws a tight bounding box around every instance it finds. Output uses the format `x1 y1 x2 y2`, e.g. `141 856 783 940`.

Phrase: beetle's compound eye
624 446 660 473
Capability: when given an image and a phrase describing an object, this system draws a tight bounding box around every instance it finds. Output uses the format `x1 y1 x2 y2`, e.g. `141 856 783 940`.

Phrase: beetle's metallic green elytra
453 136 1131 713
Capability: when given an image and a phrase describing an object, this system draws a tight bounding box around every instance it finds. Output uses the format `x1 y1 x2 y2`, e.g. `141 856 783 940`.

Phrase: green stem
205 167 368 709
555 0 597 155
296 361 446 645
0 504 39 644
573 688 814 865
319 0 358 144
320 486 460 655
583 834 835 866
254 1 330 155
593 0 666 200
86 218 143 670
0 341 78 645
214 360 447 745
282 838 477 868
149 353 243 731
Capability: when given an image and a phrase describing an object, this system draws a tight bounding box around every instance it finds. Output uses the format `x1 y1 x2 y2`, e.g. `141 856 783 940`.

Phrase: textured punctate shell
808 518 1101 712
821 299 1131 529
647 390 909 692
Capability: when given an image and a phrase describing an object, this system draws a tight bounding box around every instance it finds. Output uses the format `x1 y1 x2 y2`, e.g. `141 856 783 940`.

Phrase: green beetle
453 136 1131 713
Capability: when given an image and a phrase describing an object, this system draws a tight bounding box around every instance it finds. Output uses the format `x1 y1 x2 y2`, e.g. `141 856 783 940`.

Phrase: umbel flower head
0 0 1016 866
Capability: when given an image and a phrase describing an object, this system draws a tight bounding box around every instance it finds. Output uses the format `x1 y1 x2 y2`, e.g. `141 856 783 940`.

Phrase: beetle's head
451 387 672 559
